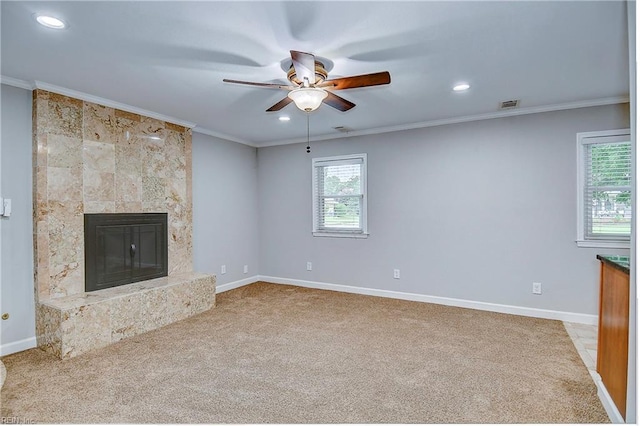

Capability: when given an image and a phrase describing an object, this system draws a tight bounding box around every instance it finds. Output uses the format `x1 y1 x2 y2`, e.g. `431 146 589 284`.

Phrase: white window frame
576 128 631 248
312 153 368 238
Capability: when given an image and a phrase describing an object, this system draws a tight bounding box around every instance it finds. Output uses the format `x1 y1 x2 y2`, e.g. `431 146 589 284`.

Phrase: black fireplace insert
84 213 168 292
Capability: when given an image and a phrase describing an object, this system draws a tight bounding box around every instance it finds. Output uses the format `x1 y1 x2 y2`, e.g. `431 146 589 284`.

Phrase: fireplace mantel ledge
40 272 213 310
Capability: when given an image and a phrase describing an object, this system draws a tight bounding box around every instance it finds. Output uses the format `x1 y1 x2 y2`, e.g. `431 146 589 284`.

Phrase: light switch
1 198 11 217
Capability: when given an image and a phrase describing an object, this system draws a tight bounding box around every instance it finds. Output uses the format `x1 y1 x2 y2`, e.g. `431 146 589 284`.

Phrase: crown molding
32 81 197 129
0 75 34 90
3 75 628 148
257 96 630 147
192 126 256 147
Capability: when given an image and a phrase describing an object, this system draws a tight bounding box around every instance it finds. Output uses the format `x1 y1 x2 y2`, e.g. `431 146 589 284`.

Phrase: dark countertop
597 255 630 274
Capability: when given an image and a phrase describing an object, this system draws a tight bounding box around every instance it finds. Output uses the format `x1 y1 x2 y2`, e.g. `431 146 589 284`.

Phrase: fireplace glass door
85 213 168 292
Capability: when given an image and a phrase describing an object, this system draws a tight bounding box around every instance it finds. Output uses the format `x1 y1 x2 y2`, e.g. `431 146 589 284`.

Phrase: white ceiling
1 1 630 147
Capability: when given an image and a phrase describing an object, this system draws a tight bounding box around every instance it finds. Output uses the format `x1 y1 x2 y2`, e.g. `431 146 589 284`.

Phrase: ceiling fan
223 50 391 113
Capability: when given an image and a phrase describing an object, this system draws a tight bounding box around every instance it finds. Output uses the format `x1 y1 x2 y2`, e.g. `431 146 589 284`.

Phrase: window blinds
314 157 364 232
584 140 631 240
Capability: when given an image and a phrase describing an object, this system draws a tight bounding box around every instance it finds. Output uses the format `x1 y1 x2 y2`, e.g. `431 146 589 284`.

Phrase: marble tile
83 102 118 143
47 201 84 298
115 144 141 175
165 122 186 133
83 169 115 202
84 201 116 213
62 302 112 358
45 94 83 138
111 293 145 342
115 172 142 202
191 276 216 315
35 303 62 358
36 232 50 300
141 176 166 202
114 109 142 123
47 167 83 202
141 136 167 178
142 200 167 213
166 282 194 323
166 177 187 206
136 116 166 139
164 131 187 180
47 134 83 168
115 201 143 213
83 140 116 173
141 287 171 332
34 166 49 215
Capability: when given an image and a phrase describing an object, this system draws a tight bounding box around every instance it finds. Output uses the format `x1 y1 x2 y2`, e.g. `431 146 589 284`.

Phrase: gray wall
0 89 630 351
192 132 259 287
0 84 35 354
258 104 630 316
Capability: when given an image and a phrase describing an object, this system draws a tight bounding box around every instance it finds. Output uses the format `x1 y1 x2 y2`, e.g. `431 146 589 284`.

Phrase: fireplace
84 213 168 292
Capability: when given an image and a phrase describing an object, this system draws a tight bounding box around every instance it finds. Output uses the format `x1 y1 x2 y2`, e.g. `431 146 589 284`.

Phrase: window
312 154 368 237
577 129 631 248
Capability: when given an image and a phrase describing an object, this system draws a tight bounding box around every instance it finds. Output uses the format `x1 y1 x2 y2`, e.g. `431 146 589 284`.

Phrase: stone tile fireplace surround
32 90 215 358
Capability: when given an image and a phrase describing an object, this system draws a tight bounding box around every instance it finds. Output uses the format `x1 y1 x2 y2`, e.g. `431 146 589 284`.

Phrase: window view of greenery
587 142 631 237
320 164 362 229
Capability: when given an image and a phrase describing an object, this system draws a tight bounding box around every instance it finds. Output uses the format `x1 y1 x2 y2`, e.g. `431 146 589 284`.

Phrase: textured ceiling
0 1 630 146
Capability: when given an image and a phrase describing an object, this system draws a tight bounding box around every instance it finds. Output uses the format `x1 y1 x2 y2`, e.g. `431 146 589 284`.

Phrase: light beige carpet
1 282 608 423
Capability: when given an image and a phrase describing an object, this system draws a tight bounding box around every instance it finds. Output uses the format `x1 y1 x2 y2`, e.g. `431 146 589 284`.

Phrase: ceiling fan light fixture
287 87 328 112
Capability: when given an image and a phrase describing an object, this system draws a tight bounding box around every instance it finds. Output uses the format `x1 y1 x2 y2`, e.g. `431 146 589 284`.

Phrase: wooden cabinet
596 255 630 420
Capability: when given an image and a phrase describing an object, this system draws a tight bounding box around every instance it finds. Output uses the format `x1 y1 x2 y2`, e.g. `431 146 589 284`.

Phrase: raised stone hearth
37 272 215 358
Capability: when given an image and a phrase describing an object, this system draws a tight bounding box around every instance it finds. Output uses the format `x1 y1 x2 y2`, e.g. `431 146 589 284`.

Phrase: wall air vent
333 126 353 133
500 100 520 109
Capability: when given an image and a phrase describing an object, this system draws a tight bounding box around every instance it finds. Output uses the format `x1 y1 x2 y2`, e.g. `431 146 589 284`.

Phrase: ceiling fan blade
223 79 293 90
266 97 294 112
323 91 356 112
317 71 391 90
290 50 315 86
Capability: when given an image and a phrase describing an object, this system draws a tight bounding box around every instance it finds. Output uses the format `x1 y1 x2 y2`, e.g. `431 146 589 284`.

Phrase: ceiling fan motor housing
287 61 328 86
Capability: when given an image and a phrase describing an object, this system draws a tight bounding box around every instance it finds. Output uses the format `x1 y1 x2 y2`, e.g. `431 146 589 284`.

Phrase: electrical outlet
307 262 312 271
221 265 226 274
532 282 542 295
393 269 400 279
243 265 248 274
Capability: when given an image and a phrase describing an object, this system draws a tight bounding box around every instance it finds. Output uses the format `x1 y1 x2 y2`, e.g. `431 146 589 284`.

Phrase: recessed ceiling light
278 116 290 122
35 14 67 29
453 83 470 92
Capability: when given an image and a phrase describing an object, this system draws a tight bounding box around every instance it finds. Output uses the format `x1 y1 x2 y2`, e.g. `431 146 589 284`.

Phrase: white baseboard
216 275 260 293
257 275 598 325
1 336 36 357
593 373 625 423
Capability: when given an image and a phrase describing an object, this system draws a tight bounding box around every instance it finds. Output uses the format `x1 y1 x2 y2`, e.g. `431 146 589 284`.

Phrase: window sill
576 239 630 249
313 232 369 239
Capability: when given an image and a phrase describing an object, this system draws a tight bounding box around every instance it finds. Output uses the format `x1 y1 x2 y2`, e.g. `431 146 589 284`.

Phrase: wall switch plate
221 265 226 274
243 265 248 274
307 262 312 271
0 198 10 217
393 269 400 279
532 282 542 295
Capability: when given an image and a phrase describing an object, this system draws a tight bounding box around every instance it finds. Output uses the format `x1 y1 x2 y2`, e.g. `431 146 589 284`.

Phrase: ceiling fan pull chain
306 112 311 154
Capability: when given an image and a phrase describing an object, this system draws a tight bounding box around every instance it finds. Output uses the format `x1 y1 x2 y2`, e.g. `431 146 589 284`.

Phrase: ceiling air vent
333 126 353 133
500 99 520 109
